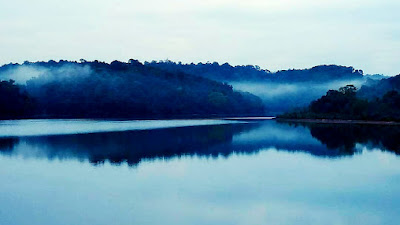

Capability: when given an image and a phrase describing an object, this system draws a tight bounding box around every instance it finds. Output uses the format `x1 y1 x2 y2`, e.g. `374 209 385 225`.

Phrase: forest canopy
145 60 364 82
144 60 369 113
279 82 400 121
0 60 264 119
0 59 391 119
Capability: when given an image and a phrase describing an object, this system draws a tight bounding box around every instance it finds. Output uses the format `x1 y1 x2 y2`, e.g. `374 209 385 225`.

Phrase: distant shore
223 116 275 120
276 118 400 125
0 116 275 122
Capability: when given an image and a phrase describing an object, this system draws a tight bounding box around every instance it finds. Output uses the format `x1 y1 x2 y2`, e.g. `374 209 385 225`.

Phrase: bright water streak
0 119 245 137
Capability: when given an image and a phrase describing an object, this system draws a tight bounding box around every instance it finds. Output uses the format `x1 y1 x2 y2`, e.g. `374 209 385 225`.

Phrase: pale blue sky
0 0 399 75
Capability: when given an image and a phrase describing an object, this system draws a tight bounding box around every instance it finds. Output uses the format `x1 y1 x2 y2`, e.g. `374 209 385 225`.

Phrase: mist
0 64 93 85
230 79 366 113
0 60 382 117
0 65 48 84
0 60 265 119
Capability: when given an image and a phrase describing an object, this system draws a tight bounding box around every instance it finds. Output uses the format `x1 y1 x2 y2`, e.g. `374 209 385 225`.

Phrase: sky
0 0 399 75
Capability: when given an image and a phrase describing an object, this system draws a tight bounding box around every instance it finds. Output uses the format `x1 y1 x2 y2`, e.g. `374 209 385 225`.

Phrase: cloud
0 0 399 75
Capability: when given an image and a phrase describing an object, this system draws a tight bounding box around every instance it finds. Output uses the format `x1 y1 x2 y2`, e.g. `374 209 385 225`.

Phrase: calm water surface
0 119 399 225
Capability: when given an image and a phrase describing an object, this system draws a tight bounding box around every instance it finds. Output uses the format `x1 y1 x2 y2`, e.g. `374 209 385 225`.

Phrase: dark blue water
1 119 399 225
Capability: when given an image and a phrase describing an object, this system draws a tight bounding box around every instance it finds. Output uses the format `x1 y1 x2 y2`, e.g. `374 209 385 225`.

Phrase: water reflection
0 123 258 166
281 122 400 156
0 120 399 166
0 138 18 154
2 120 400 225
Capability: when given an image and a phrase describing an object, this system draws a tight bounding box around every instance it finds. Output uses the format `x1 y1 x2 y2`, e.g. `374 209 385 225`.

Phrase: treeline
0 60 264 119
273 65 364 82
146 60 364 82
146 61 368 113
278 83 400 121
145 60 269 81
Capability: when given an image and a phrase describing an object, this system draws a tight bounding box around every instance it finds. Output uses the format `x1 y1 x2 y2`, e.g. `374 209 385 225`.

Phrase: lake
0 119 399 225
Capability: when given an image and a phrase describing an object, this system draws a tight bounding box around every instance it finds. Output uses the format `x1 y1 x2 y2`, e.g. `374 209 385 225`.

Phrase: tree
0 80 33 118
339 85 357 96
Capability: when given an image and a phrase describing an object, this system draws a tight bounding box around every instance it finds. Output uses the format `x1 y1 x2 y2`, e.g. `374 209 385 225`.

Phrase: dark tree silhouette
0 80 34 118
279 85 400 121
0 60 264 119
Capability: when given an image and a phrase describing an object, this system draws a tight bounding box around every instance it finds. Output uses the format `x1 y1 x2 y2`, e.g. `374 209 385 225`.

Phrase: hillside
279 84 400 121
0 60 264 119
146 61 364 83
358 74 400 99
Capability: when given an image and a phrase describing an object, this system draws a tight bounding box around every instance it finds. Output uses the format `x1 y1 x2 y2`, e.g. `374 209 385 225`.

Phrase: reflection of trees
0 123 260 166
285 122 400 155
0 138 19 154
1 121 399 166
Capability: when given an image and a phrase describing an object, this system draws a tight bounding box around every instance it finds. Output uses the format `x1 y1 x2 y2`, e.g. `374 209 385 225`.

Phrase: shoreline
276 118 400 125
0 116 276 122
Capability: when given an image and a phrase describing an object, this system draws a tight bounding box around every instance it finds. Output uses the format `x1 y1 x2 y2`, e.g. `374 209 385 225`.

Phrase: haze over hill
358 74 400 99
146 60 381 113
0 59 395 117
0 60 264 119
279 74 400 121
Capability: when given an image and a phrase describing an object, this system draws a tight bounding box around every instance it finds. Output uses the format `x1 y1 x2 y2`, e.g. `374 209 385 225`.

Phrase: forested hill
358 74 400 99
279 84 400 121
146 60 364 82
0 60 264 119
273 65 364 82
146 61 368 114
